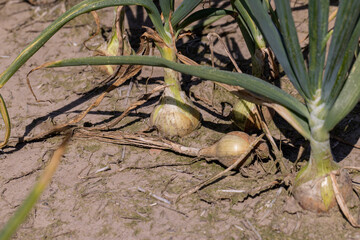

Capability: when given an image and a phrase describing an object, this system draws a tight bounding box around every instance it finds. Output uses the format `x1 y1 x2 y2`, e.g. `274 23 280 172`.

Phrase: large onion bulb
150 87 201 138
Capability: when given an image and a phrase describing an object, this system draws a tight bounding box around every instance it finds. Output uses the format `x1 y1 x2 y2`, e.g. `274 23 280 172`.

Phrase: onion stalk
93 7 134 75
93 11 121 75
292 91 353 212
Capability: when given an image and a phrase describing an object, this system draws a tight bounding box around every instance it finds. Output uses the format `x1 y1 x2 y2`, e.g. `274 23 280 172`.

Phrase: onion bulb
94 28 121 75
150 87 201 138
232 99 260 132
199 131 268 167
293 163 353 212
232 100 273 132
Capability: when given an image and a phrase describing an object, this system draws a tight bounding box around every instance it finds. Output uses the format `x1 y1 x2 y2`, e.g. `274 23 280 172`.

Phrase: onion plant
30 0 360 212
142 0 233 138
1 0 359 213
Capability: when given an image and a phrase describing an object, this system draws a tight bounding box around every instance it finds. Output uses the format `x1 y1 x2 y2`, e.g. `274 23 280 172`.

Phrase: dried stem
255 105 289 174
330 171 360 228
74 129 201 157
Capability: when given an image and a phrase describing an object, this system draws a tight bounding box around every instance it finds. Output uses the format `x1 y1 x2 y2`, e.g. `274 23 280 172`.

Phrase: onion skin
199 131 250 157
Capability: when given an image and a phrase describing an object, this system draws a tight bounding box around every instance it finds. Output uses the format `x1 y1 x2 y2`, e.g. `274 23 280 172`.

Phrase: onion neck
296 89 339 183
158 45 183 100
308 136 338 174
307 90 338 176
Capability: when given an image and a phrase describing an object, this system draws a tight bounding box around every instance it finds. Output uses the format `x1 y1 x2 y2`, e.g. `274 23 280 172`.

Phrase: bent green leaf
40 55 310 134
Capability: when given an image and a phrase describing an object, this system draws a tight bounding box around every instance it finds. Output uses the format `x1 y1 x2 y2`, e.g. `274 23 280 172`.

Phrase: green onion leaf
242 0 309 100
322 0 360 105
308 0 329 94
176 8 235 34
324 55 360 131
171 0 202 28
42 55 310 122
274 0 310 98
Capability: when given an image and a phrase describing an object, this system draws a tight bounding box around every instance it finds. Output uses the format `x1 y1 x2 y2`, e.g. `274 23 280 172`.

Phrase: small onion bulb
93 32 120 75
232 100 273 132
199 131 256 167
232 100 260 132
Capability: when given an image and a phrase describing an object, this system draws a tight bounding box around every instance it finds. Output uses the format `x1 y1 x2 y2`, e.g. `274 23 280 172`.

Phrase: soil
0 0 359 239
